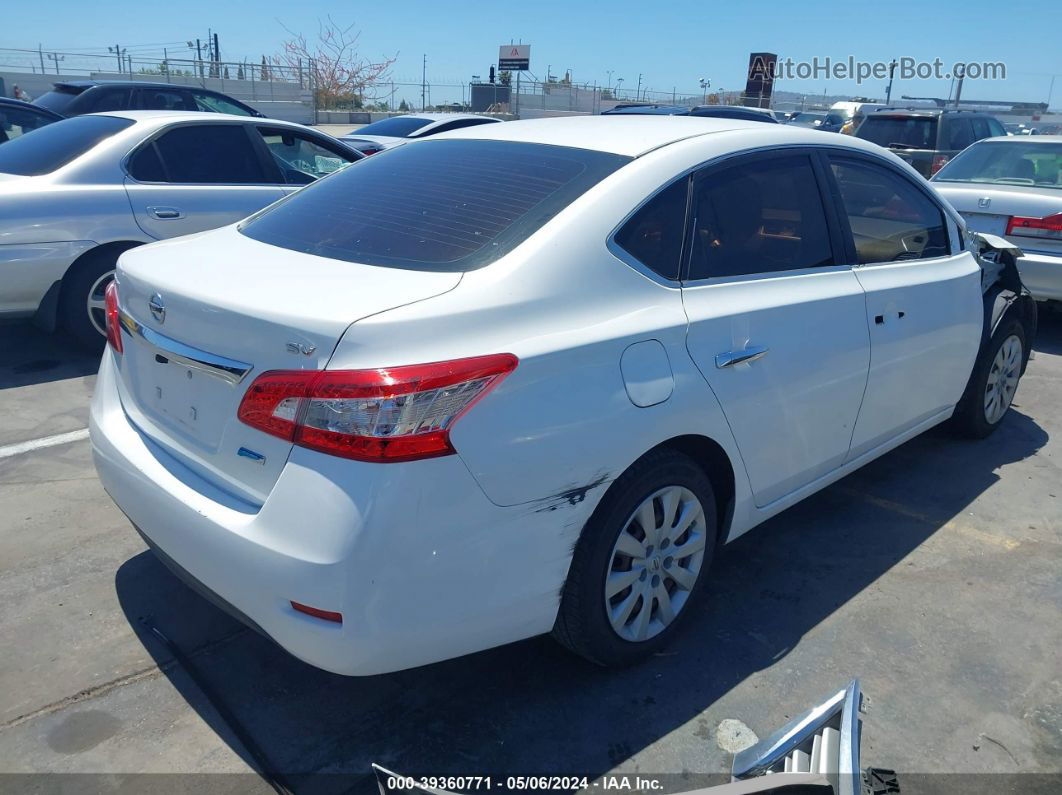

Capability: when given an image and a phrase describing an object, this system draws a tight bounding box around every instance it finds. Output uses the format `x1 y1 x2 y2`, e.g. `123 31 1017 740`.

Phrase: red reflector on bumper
290 601 343 623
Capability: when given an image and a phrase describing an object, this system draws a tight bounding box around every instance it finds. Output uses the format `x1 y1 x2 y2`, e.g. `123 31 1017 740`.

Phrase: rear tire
553 449 717 667
949 318 1026 438
60 250 124 352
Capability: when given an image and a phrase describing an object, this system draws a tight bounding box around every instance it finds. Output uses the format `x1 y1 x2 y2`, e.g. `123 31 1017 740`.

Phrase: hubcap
86 270 115 338
983 335 1022 425
605 485 707 642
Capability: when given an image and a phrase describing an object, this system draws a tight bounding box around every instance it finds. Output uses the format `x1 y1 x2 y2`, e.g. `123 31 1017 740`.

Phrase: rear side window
689 155 834 279
0 115 134 176
81 87 132 113
946 118 975 151
241 139 629 271
149 125 268 183
829 158 949 263
614 178 688 280
351 116 430 137
191 91 254 116
857 116 937 149
139 88 190 112
0 106 58 141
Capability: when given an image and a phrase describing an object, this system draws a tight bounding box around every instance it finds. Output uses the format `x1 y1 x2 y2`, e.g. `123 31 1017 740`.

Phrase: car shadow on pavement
0 322 99 390
1032 306 1062 356
114 402 1049 794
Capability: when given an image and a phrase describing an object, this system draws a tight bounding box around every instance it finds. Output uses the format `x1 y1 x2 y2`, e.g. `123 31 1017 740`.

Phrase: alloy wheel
86 269 115 338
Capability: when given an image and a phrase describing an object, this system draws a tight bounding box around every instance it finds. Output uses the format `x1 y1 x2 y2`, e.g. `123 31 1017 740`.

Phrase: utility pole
38 44 45 74
114 43 122 72
47 53 65 75
214 31 220 76
606 69 614 92
196 38 203 78
953 63 966 108
421 54 427 111
885 60 897 105
636 73 642 100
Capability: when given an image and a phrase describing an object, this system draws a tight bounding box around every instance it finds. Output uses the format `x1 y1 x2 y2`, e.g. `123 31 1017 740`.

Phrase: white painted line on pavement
0 428 91 459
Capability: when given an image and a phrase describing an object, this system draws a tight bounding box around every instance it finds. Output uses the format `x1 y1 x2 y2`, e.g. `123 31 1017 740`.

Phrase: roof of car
87 110 296 127
54 80 218 91
401 112 501 123
431 115 812 157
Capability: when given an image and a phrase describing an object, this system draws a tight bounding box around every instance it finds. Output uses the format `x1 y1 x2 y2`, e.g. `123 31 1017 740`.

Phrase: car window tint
241 139 629 271
412 118 495 136
140 89 190 111
0 106 56 141
946 118 975 150
830 158 949 263
614 178 688 280
857 116 937 149
255 127 353 184
192 91 254 116
352 116 430 137
0 115 134 176
84 88 131 112
970 118 991 141
987 118 1007 137
128 142 166 181
153 125 267 183
689 155 834 279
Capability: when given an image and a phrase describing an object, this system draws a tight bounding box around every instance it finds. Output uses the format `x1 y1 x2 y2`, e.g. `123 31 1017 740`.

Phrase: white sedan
932 135 1062 302
340 112 502 154
91 116 1037 675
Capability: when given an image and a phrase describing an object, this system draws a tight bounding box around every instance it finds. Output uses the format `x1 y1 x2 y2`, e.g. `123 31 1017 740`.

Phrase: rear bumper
90 352 586 675
1016 251 1062 301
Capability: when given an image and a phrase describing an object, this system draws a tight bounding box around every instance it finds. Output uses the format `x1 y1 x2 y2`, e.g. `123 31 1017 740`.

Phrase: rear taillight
930 154 950 175
1006 212 1062 240
104 280 122 354
237 354 518 462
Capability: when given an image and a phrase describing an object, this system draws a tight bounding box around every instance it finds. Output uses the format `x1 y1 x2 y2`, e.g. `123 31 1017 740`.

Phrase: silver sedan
0 110 361 347
933 135 1062 302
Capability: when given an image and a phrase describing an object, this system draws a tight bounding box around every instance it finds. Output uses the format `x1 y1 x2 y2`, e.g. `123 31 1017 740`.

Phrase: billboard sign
499 44 530 71
744 52 778 108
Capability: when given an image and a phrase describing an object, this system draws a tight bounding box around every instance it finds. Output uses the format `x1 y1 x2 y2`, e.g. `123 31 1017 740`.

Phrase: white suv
90 116 1036 675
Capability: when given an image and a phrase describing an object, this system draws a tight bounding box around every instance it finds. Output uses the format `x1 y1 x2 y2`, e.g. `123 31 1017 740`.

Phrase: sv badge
285 341 317 356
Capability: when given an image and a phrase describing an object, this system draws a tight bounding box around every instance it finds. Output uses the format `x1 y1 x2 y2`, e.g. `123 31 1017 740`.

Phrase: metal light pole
885 60 897 105
606 70 614 92
615 77 624 98
636 73 642 100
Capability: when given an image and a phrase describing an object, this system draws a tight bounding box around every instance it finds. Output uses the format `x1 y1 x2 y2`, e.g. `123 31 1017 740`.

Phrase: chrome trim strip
118 308 253 385
716 345 769 368
837 679 862 795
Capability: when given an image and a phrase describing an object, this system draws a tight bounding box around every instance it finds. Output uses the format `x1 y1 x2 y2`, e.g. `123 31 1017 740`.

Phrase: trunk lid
113 225 461 505
936 183 1062 252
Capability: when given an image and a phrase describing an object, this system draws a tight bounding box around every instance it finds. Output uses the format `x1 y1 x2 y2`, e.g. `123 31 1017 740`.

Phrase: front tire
950 318 1026 438
553 449 718 667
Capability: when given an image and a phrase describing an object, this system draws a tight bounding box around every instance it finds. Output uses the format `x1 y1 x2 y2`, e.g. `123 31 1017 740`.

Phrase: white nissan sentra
90 116 1037 675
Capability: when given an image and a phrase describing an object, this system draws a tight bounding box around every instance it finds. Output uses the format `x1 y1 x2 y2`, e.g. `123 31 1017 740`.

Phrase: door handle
148 206 183 219
715 345 769 369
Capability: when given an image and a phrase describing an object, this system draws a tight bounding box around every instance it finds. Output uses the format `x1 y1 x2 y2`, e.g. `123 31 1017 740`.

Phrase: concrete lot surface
0 311 1060 793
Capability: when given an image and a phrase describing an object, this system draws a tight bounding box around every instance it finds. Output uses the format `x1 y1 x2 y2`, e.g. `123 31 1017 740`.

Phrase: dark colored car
33 81 264 118
855 109 1007 177
0 96 63 143
788 111 846 132
601 103 778 123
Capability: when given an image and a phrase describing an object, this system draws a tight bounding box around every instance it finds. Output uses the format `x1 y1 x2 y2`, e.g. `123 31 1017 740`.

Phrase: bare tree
275 17 397 109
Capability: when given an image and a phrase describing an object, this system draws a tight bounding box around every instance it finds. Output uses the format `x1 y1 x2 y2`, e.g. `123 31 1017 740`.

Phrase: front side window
688 155 834 280
946 117 975 151
148 125 267 183
241 139 629 271
192 91 254 116
830 157 949 264
0 115 134 176
255 127 353 184
614 178 688 280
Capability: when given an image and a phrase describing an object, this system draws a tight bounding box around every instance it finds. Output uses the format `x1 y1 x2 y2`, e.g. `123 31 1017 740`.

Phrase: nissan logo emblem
149 292 166 324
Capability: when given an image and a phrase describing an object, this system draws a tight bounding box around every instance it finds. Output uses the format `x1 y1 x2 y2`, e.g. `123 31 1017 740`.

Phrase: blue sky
3 0 1059 108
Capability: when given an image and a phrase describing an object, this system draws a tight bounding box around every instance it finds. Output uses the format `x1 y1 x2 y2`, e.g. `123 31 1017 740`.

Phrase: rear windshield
857 116 937 149
350 116 431 138
33 87 83 114
240 139 629 271
934 141 1062 189
0 115 134 176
